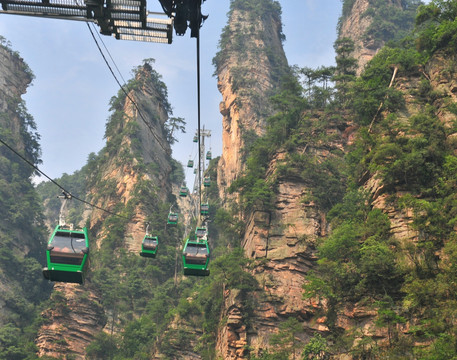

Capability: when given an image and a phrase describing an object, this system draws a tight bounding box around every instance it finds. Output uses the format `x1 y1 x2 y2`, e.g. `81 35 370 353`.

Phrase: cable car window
49 232 86 265
184 243 208 264
143 238 158 250
196 228 207 237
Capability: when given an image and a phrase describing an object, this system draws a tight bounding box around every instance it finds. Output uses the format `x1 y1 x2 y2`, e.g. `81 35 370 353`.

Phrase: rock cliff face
213 0 441 358
0 43 49 329
36 283 105 359
214 0 289 200
88 64 172 253
0 44 31 114
216 115 349 359
339 0 403 75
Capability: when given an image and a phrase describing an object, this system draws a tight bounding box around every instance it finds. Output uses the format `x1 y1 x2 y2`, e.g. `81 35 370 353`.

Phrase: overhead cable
196 22 202 211
0 135 130 220
91 22 127 85
85 22 171 155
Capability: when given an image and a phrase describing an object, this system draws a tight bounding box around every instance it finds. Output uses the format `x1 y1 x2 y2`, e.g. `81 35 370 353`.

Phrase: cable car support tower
193 127 210 215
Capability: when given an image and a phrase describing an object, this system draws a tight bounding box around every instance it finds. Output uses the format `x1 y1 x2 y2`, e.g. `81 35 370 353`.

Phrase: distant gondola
203 177 210 187
187 160 194 168
140 235 159 258
167 212 179 225
182 237 210 276
206 151 212 160
200 203 209 216
179 186 189 197
42 225 89 284
193 135 198 143
195 226 208 239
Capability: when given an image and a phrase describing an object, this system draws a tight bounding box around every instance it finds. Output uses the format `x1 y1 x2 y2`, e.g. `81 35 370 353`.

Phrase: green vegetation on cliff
302 0 457 357
0 41 51 360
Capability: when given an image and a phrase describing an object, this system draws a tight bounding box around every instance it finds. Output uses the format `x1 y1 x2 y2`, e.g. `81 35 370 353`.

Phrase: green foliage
305 3 457 354
362 109 447 193
269 317 303 359
302 334 329 360
0 36 35 82
415 0 457 56
213 0 285 81
350 46 425 125
304 191 403 305
164 116 186 145
86 332 118 360
299 65 335 108
333 37 357 108
0 60 51 358
363 0 421 46
229 74 308 214
251 350 288 360
375 296 406 347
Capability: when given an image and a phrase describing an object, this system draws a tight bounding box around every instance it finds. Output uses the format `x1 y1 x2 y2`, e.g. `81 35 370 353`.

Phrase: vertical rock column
214 0 289 201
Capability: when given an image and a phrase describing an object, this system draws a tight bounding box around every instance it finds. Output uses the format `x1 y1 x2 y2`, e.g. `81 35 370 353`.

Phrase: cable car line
0 135 130 220
90 22 127 86
86 22 171 156
196 22 202 211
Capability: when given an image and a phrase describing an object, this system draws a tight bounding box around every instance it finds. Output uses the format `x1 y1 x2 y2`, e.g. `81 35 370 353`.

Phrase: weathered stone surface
0 45 48 329
339 0 404 75
215 5 289 202
36 283 105 359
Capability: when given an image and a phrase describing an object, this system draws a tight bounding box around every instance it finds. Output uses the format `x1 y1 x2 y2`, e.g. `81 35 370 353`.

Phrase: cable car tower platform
0 0 173 43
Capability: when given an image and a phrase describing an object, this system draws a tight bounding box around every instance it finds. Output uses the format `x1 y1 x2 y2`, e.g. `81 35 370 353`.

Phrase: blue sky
0 0 342 187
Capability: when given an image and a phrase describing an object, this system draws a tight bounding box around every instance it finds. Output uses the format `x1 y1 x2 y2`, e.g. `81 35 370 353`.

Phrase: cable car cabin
187 160 194 168
140 235 159 258
206 151 212 160
182 238 210 276
167 213 179 225
193 135 198 143
179 186 189 197
200 203 209 216
42 225 89 284
194 168 197 174
195 227 208 239
203 177 211 187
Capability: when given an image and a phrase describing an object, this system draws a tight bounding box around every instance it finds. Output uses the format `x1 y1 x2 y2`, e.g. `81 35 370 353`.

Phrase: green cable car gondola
140 235 158 258
203 177 210 187
167 212 179 225
195 226 208 239
206 151 212 160
201 203 209 216
42 225 89 284
179 186 189 197
182 238 210 276
187 159 194 168
193 135 198 143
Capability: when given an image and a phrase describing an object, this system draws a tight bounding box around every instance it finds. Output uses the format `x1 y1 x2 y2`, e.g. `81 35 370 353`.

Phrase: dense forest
1 0 457 359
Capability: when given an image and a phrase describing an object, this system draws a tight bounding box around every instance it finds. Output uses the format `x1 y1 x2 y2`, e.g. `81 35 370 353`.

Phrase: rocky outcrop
36 283 105 359
214 0 289 201
339 0 404 75
89 64 172 253
0 43 49 331
339 0 378 75
216 114 350 357
0 43 32 114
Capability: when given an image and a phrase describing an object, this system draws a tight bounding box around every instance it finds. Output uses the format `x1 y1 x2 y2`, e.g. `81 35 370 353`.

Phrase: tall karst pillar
339 0 405 75
214 0 289 202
